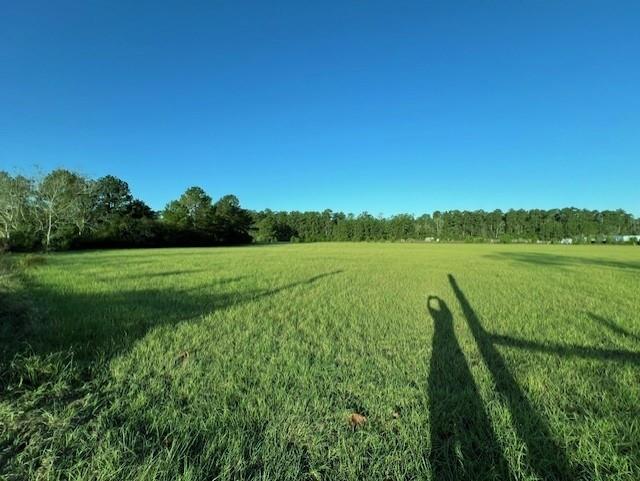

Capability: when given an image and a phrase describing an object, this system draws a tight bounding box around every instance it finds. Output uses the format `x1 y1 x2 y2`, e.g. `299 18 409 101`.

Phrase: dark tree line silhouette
1 169 638 251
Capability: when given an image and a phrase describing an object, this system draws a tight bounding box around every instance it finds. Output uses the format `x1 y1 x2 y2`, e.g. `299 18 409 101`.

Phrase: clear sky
2 1 639 215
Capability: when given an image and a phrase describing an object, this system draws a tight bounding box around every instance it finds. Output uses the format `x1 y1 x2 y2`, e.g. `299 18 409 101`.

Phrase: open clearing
1 243 639 480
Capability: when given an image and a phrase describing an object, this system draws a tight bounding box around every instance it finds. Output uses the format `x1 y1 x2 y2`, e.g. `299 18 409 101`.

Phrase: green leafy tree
92 175 134 221
213 194 252 244
163 187 214 231
254 214 278 243
128 199 156 219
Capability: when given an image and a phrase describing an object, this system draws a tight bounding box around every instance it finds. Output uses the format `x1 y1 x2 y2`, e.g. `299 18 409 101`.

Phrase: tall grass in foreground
1 244 639 480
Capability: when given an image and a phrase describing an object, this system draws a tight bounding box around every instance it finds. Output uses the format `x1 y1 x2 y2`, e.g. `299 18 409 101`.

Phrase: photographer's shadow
427 295 509 480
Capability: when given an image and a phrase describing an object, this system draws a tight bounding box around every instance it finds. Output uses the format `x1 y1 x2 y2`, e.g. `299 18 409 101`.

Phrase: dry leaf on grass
348 413 367 429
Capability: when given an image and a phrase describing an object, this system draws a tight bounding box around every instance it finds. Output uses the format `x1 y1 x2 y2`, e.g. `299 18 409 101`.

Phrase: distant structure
613 235 640 243
560 238 573 245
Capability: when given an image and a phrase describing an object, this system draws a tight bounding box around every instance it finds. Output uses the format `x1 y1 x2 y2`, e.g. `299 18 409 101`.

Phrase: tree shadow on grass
489 334 640 365
588 312 640 343
427 296 510 480
2 269 344 373
1 265 344 478
93 268 219 282
485 252 640 271
448 274 579 480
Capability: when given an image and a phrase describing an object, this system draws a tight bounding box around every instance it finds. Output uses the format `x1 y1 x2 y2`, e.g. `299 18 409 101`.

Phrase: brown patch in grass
348 412 367 429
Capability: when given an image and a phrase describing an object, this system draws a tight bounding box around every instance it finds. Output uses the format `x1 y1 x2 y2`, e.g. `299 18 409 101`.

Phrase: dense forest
252 208 639 244
1 169 638 251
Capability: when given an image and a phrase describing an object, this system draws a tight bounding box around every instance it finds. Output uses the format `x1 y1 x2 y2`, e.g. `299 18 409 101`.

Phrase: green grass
1 243 639 480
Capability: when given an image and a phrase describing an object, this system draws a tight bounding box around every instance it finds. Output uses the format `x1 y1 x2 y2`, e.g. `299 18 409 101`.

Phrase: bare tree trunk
45 208 53 252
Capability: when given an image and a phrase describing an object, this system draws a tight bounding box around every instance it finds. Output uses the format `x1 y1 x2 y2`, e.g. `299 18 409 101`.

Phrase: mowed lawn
2 244 639 480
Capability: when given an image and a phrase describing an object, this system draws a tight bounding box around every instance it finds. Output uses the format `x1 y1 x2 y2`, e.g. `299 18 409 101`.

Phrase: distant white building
614 235 640 243
560 238 573 245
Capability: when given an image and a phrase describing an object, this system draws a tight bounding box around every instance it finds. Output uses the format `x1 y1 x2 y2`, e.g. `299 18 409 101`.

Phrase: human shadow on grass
427 296 510 480
486 252 640 271
448 274 579 480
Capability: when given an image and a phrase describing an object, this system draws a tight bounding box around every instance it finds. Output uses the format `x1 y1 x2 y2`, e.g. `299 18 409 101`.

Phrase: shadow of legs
427 296 510 480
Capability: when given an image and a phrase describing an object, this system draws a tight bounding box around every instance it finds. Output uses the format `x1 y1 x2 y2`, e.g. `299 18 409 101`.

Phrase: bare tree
34 169 87 251
69 179 95 237
0 171 32 247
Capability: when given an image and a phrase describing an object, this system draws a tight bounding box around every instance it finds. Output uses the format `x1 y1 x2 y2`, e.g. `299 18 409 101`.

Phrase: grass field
1 243 639 480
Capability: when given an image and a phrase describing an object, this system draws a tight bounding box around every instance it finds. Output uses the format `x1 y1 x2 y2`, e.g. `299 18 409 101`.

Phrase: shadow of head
427 296 453 323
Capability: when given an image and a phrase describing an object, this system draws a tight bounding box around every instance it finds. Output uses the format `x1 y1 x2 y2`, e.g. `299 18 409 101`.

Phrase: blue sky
1 1 639 215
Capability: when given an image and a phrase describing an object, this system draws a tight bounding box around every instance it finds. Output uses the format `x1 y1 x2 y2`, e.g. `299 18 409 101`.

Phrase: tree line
0 169 251 251
1 169 638 251
253 208 639 243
